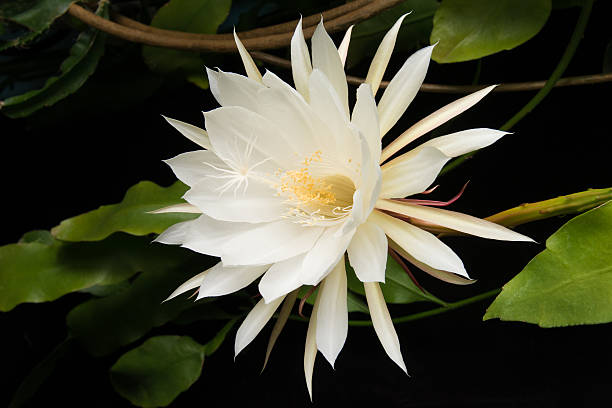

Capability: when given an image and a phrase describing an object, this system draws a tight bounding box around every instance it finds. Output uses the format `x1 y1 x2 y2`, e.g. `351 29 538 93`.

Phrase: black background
2 2 612 407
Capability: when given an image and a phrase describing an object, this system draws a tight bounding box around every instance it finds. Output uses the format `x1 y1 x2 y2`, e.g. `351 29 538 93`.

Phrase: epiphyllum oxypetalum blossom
155 16 532 398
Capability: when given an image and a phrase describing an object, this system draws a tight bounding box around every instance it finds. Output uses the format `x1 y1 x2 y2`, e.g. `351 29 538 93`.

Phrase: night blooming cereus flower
154 15 533 398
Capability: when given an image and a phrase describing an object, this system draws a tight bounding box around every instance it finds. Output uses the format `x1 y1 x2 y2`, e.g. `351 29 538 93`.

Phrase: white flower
155 16 533 398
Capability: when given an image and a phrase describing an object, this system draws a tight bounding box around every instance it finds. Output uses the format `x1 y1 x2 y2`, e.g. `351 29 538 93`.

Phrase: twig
251 51 612 93
112 0 373 40
68 0 405 52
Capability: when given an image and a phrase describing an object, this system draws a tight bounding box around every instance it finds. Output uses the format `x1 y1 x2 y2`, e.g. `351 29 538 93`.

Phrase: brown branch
112 0 373 40
68 0 405 52
251 51 612 93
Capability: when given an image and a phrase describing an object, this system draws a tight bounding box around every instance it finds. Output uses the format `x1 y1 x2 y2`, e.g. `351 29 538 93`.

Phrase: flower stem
410 187 612 234
347 288 502 327
441 0 595 175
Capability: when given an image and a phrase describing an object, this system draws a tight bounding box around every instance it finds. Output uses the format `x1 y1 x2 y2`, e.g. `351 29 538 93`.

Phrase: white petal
235 296 285 358
149 203 201 214
381 85 496 162
184 177 284 224
301 225 355 286
377 45 434 138
363 281 407 373
304 286 321 401
162 116 211 150
165 150 226 187
352 84 381 164
233 30 262 82
365 13 409 96
347 220 388 282
198 263 269 299
253 85 321 154
312 20 349 117
164 264 214 302
206 68 264 111
418 128 509 158
291 17 312 100
221 221 324 266
155 214 250 256
258 253 306 303
204 106 299 169
388 239 475 285
375 200 534 242
308 70 359 164
316 260 348 368
370 210 468 277
337 25 353 67
380 146 450 199
263 289 299 371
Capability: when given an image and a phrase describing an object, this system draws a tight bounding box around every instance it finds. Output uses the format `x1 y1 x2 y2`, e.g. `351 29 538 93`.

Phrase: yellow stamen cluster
276 151 336 206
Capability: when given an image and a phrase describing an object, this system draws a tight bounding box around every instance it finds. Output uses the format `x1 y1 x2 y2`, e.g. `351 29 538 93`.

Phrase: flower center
275 152 355 225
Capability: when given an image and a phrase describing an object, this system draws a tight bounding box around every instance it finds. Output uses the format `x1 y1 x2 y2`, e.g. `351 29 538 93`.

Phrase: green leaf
52 181 196 242
0 232 177 312
66 262 205 356
1 1 108 117
347 0 438 68
346 257 446 306
484 202 612 327
347 291 369 314
430 0 551 63
110 336 205 408
0 0 75 32
142 0 232 86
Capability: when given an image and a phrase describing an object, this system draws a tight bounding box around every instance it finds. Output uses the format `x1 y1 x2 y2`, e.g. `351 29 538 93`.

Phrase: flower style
155 16 532 398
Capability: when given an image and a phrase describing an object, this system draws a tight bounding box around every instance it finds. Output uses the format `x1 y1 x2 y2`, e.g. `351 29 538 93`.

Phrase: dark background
2 1 611 407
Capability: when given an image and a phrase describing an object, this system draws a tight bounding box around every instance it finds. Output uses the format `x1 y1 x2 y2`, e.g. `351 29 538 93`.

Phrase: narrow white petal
263 289 299 371
375 200 534 242
149 203 201 214
337 25 353 67
370 210 468 277
347 220 388 282
301 225 355 286
221 221 324 266
164 150 226 187
164 264 215 302
197 263 269 299
316 260 348 368
258 253 306 303
163 116 211 150
304 287 322 401
235 296 285 358
377 45 434 138
233 30 262 82
364 281 407 373
352 84 381 164
380 146 450 199
291 17 312 100
381 85 496 162
312 20 349 116
418 128 509 158
388 239 475 285
365 13 409 96
206 68 264 111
